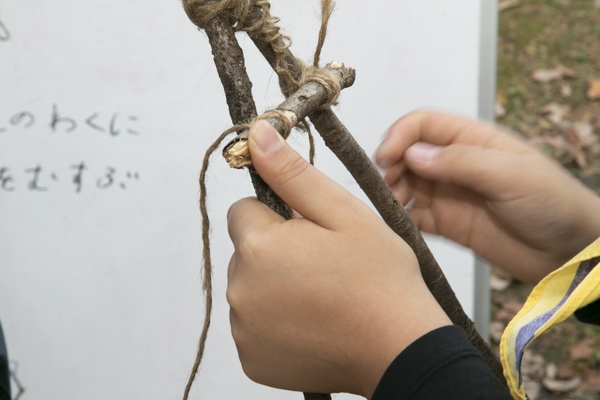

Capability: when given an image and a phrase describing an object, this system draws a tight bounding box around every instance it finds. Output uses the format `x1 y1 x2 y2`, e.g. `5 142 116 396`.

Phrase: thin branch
198 15 330 400
205 15 291 217
248 27 507 385
223 62 356 168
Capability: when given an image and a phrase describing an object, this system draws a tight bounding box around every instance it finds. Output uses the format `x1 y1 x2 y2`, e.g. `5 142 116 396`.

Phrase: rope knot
182 0 253 29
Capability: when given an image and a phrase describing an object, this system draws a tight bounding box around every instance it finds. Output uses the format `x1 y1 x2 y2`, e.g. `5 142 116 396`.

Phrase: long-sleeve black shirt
373 299 600 400
372 326 511 399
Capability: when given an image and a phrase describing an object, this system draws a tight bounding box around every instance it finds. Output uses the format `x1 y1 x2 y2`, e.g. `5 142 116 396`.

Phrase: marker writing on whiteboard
0 105 140 136
0 13 10 42
0 164 141 194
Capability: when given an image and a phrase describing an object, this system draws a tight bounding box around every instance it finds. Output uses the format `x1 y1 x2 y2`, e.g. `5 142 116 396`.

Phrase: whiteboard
0 1 492 399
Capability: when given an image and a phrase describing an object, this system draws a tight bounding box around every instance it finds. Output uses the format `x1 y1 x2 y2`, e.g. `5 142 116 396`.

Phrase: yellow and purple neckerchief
500 238 600 399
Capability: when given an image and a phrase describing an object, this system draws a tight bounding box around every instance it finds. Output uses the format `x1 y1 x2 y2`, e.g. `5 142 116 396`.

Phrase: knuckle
239 360 261 384
273 150 310 185
225 283 243 310
236 232 264 261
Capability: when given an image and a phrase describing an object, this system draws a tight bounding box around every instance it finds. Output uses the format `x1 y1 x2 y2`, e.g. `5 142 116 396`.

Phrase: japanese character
50 104 76 133
25 165 48 191
10 111 35 128
0 167 15 192
109 113 120 136
109 114 140 136
97 167 115 189
0 17 9 42
70 162 87 193
85 113 104 132
127 116 139 135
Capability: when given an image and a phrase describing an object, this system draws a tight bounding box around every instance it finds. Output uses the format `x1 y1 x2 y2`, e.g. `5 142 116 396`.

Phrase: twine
184 1 336 399
182 0 340 107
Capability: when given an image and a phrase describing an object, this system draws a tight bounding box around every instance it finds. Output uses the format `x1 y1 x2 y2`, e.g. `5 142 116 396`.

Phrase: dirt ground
492 1 600 398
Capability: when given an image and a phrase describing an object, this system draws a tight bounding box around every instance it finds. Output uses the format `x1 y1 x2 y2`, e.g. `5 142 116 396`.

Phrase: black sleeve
0 320 10 400
372 326 511 400
575 299 600 326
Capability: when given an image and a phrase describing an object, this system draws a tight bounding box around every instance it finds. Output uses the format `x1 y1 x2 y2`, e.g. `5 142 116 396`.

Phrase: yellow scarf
500 238 600 399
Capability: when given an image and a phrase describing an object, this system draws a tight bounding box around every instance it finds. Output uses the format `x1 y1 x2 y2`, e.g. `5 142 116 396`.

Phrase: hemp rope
183 2 339 398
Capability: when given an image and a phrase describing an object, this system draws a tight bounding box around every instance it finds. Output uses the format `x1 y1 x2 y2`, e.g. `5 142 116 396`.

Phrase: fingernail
406 142 440 164
251 120 283 154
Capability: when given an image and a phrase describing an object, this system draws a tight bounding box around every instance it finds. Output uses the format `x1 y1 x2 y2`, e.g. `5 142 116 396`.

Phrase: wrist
354 294 452 399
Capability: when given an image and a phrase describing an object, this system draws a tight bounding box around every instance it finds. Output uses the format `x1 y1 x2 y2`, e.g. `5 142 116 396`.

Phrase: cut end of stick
223 139 252 169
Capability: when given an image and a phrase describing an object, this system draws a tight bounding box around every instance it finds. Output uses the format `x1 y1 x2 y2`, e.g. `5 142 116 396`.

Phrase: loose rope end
224 139 252 169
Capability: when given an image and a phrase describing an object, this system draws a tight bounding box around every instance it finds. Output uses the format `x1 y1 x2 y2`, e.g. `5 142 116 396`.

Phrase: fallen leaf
569 338 597 361
528 135 575 160
556 64 577 78
495 102 507 118
560 83 573 98
571 122 596 147
588 80 600 100
581 371 600 393
583 166 600 177
490 275 512 291
532 69 563 83
543 376 581 392
546 363 557 379
532 65 576 83
539 102 571 125
565 126 581 146
494 300 524 321
556 364 577 380
521 350 545 378
499 0 521 12
573 150 587 169
523 378 541 400
489 321 505 343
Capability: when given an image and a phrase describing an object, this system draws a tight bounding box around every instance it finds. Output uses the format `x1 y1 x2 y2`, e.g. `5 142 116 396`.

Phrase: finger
407 208 438 235
404 142 533 202
227 197 284 247
375 111 531 169
248 120 367 230
227 253 236 285
402 171 434 209
382 161 405 187
390 177 412 206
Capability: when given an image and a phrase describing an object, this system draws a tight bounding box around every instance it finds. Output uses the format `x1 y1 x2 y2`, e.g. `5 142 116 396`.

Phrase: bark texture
206 15 291 218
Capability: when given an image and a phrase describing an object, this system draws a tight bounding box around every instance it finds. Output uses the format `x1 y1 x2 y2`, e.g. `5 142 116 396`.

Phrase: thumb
404 142 527 200
248 120 363 230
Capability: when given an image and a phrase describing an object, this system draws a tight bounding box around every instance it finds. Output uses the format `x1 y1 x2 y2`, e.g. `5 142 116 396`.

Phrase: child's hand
376 111 600 283
227 120 451 397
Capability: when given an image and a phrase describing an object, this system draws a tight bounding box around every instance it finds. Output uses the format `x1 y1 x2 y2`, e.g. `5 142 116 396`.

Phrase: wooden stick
222 62 356 169
205 15 292 218
248 29 507 386
202 15 330 400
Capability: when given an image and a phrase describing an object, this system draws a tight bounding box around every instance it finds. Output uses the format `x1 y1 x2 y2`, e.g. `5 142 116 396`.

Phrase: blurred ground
492 1 600 398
